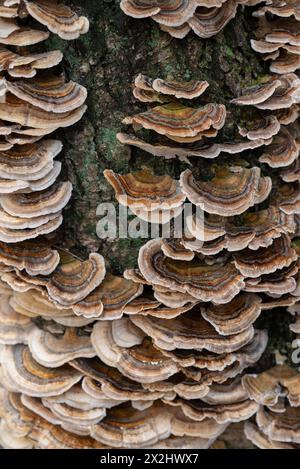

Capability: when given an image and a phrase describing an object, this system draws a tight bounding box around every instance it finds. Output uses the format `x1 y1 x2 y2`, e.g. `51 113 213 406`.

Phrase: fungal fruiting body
0 0 300 451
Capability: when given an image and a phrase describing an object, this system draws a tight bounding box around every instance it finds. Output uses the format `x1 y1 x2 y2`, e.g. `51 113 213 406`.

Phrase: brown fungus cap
232 74 300 109
256 405 300 445
0 181 72 218
138 238 245 304
74 273 143 320
5 75 87 114
27 327 96 368
134 74 209 100
0 240 59 275
200 293 262 336
0 94 87 129
259 124 300 168
91 322 180 384
104 167 185 213
233 234 297 278
16 250 106 307
123 102 226 141
130 310 255 354
120 1 203 25
23 1 89 40
242 365 300 408
117 132 270 160
0 294 36 345
0 344 83 397
180 166 271 216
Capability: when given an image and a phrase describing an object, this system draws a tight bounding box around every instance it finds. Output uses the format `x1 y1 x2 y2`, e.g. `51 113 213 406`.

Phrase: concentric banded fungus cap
130 310 255 353
231 74 300 109
123 102 226 141
244 421 297 450
184 206 295 253
23 1 89 40
0 94 87 129
104 167 185 211
0 294 36 344
200 293 262 336
256 405 300 444
273 183 300 215
180 166 271 216
165 396 259 425
135 74 209 100
187 0 240 39
91 322 180 384
16 250 106 307
238 115 280 141
233 234 297 278
120 1 204 25
9 288 73 321
74 273 143 320
242 365 300 408
253 1 300 21
5 76 87 113
155 330 267 376
0 47 63 78
90 402 171 449
244 262 298 296
0 212 63 243
259 125 300 168
0 181 72 218
0 1 18 18
29 418 109 449
0 240 59 275
0 19 49 46
225 206 295 251
71 357 168 402
0 344 83 397
27 327 96 368
138 238 245 303
117 132 269 160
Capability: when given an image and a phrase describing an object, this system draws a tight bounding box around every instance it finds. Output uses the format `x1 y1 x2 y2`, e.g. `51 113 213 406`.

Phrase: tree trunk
49 0 294 447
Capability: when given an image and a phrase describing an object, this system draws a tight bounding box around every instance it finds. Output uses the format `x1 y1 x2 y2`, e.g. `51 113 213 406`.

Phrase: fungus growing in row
231 74 300 109
243 366 300 449
138 238 245 304
120 0 261 39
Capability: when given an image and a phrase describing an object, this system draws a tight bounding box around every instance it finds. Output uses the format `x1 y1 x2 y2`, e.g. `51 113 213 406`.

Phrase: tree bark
51 0 294 446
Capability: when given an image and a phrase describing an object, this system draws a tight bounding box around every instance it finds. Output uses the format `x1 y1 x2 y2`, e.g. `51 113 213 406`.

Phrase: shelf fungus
138 238 245 304
104 167 185 223
123 102 226 143
244 366 300 449
185 206 295 253
0 0 299 451
231 74 300 110
180 166 272 216
233 234 297 278
14 250 106 308
120 0 258 40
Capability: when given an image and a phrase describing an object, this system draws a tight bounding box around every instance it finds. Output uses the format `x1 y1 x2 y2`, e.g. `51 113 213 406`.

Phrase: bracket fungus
180 166 272 216
104 167 185 223
138 238 245 304
0 0 299 451
120 0 259 39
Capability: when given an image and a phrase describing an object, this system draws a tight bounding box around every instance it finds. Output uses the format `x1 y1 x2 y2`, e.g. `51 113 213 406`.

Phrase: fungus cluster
0 0 300 451
251 1 300 75
120 0 262 39
243 365 300 448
